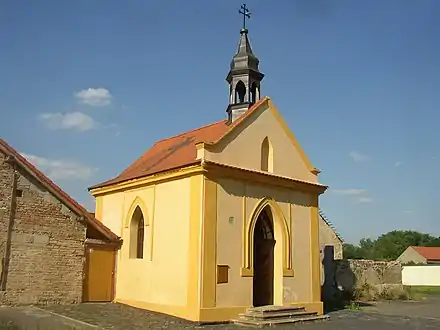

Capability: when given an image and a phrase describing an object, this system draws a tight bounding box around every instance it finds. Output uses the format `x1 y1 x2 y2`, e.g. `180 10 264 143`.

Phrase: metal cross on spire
239 4 251 30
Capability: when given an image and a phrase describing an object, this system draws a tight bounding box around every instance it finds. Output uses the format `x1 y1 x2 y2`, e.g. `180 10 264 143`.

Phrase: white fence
402 265 440 286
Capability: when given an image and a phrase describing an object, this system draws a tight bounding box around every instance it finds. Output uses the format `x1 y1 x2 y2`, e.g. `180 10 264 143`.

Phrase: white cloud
349 151 370 163
332 188 366 195
394 161 402 168
358 197 373 204
332 187 373 204
75 87 112 107
38 112 96 132
403 210 413 214
21 153 98 181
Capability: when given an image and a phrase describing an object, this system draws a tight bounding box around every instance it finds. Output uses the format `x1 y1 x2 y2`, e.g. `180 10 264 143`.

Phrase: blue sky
1 0 439 243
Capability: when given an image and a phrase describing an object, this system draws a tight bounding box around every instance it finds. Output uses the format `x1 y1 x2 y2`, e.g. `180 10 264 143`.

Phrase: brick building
0 139 121 305
319 210 343 260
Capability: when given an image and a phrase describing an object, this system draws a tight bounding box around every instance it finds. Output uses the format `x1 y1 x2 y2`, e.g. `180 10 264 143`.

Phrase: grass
0 325 20 330
350 283 440 303
328 284 440 312
404 286 440 300
405 286 440 295
344 302 363 310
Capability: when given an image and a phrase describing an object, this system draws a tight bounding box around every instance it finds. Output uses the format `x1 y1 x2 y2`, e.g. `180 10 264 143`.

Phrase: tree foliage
343 230 440 261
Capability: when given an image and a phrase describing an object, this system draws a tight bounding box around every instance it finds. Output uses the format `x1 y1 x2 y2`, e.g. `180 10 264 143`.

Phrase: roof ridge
155 119 227 144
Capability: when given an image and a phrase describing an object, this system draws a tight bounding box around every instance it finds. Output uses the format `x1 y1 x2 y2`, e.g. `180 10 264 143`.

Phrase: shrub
352 282 379 301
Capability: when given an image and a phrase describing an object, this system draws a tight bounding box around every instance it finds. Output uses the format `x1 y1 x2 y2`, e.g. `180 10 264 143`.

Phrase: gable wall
397 247 427 264
319 215 343 260
205 104 317 183
213 176 315 307
0 151 86 305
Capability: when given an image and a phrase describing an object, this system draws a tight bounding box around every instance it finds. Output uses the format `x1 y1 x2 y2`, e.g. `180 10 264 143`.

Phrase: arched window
250 82 257 103
235 80 246 103
129 206 145 259
136 216 144 259
261 137 273 172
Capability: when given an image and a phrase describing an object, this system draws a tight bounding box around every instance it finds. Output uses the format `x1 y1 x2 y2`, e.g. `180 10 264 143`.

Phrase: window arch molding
124 196 151 260
124 196 149 228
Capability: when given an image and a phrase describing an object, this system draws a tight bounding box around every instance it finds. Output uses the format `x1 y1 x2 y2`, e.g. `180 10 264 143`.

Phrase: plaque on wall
217 265 230 284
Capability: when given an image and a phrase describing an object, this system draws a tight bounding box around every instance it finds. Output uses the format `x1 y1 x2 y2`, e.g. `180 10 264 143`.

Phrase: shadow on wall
321 246 356 312
216 175 314 208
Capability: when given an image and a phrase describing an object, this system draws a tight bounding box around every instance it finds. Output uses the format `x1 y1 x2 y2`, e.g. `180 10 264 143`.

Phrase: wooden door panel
84 247 115 302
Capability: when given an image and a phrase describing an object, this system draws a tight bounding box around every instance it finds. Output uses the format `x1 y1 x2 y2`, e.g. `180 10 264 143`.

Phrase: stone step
233 314 330 328
239 309 318 320
246 305 306 314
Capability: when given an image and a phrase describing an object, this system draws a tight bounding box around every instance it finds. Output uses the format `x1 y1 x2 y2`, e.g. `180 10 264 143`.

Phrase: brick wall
319 216 343 260
0 151 87 305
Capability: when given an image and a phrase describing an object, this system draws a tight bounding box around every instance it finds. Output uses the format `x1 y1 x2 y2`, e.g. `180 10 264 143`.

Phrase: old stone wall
0 153 13 281
332 259 402 293
0 151 87 305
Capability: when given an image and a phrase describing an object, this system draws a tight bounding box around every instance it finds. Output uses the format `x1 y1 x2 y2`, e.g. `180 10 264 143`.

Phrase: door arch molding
242 197 293 277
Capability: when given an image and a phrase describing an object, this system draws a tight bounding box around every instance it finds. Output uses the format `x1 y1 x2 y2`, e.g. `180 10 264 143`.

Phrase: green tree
343 230 440 260
343 243 365 259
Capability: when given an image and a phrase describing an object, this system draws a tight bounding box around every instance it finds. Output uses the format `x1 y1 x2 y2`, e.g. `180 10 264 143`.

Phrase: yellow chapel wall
95 176 199 313
213 177 315 308
203 102 318 184
95 193 124 235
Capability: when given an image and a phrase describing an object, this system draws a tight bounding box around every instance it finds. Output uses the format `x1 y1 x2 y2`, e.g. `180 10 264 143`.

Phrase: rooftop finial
239 4 251 31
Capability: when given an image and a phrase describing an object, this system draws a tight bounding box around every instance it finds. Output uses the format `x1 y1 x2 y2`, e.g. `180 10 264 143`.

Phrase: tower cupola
226 4 264 124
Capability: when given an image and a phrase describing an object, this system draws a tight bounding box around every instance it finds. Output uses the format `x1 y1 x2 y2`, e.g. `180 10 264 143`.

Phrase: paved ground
1 295 439 329
0 305 97 330
42 296 440 330
362 295 440 319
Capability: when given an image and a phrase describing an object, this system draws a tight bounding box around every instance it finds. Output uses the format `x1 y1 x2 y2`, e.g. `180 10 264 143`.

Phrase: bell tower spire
226 4 264 124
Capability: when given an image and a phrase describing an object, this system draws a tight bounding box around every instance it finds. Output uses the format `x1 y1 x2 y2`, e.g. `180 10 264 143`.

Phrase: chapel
89 12 328 323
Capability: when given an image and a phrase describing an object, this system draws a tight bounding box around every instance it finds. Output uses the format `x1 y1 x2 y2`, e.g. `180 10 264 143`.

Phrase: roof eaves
88 159 202 192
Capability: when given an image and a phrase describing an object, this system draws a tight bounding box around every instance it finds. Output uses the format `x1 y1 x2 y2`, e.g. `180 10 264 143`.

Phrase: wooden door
84 246 115 302
253 239 275 306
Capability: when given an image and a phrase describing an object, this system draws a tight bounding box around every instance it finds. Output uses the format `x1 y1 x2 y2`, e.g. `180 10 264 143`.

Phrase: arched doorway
253 206 275 307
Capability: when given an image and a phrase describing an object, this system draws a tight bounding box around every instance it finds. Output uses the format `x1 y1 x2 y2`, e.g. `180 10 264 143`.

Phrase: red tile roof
0 139 121 243
412 246 440 261
90 97 269 190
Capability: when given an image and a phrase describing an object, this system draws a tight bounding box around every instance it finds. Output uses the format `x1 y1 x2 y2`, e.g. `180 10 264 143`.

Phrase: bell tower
226 4 264 124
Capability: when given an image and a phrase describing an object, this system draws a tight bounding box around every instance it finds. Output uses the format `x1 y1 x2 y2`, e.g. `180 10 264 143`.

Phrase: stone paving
361 295 440 319
40 297 440 330
0 305 97 330
1 295 439 330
